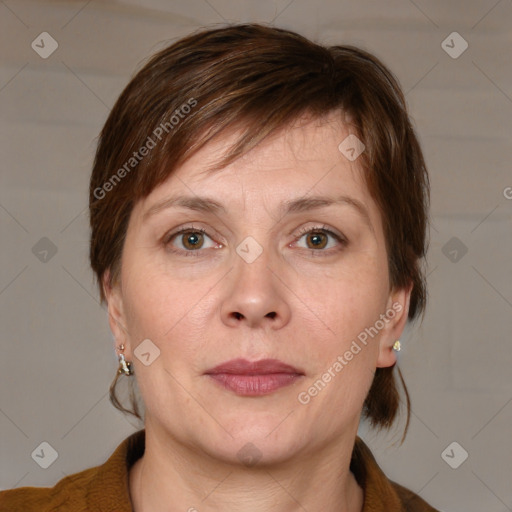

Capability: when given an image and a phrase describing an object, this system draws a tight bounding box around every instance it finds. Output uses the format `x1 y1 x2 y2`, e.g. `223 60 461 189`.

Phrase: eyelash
164 224 348 257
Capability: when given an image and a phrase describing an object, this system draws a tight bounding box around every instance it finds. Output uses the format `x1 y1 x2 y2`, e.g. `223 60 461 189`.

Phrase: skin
104 110 412 512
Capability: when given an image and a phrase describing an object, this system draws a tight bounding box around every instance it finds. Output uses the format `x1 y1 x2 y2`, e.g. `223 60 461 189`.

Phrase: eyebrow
143 194 374 234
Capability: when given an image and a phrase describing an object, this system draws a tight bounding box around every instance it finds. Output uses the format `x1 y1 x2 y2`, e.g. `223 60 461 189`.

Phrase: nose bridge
220 233 291 329
233 236 275 306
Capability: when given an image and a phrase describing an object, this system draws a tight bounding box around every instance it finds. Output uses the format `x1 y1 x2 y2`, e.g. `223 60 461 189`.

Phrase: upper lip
205 358 304 375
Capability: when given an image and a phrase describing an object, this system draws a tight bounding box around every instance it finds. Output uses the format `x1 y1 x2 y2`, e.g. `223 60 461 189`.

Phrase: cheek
291 263 389 411
121 258 218 355
293 253 388 340
299 288 382 416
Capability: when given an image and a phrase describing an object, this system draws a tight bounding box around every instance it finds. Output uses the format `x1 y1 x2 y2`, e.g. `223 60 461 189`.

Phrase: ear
376 281 413 368
103 270 132 358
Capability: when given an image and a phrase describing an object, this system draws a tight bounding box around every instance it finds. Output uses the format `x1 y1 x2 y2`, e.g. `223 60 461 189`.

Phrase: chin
199 414 307 466
206 434 303 468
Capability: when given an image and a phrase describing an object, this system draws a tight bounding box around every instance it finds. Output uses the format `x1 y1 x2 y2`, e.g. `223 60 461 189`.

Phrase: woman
0 23 439 511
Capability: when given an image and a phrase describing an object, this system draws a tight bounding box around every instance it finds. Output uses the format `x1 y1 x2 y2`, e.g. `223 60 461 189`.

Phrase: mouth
204 358 305 396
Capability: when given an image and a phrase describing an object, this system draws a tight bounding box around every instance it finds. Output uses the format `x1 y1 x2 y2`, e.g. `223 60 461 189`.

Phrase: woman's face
106 111 411 465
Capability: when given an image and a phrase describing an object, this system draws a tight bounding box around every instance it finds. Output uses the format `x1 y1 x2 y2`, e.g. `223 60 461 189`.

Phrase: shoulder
351 436 441 512
0 467 94 512
390 480 441 512
0 429 145 512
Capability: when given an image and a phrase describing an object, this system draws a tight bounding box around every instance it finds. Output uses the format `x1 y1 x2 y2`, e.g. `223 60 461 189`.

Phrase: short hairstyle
89 23 430 440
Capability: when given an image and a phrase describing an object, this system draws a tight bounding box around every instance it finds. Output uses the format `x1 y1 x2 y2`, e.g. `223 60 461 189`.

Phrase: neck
129 423 364 512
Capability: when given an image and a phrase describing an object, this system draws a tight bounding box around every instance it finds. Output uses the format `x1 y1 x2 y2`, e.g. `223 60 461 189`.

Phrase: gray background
1 1 511 510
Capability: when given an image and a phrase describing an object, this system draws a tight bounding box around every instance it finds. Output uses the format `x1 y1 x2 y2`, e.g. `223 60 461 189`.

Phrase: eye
163 224 346 257
293 225 347 253
165 225 221 255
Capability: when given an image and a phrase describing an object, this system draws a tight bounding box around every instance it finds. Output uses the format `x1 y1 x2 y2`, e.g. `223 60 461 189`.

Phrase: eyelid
293 223 346 241
163 223 223 245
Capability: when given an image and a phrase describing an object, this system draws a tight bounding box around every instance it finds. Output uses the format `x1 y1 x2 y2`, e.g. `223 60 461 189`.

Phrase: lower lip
207 373 303 396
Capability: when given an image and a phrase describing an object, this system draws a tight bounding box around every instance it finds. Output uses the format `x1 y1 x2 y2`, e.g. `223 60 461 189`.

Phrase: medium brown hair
89 23 430 440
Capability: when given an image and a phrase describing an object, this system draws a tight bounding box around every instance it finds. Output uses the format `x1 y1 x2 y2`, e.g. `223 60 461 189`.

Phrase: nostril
266 312 277 319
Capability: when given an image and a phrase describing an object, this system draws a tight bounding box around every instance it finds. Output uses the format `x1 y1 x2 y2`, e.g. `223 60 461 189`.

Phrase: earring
393 340 401 352
116 344 134 376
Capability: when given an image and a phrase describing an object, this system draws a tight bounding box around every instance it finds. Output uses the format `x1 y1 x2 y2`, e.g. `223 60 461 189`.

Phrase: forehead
139 111 370 213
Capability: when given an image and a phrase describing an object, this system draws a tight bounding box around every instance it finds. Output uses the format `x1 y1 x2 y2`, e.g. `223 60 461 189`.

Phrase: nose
220 247 291 330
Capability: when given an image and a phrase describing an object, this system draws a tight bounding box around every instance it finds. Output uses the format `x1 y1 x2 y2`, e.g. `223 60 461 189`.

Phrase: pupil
186 233 201 247
308 233 326 249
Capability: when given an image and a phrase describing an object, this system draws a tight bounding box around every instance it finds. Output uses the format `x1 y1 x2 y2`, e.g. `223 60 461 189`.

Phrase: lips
205 358 304 396
205 358 303 376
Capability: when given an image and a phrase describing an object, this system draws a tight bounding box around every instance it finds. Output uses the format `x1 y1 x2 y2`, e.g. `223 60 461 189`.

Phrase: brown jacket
0 430 439 511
